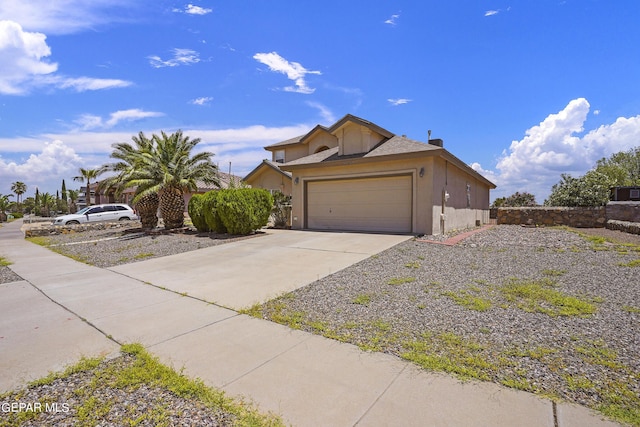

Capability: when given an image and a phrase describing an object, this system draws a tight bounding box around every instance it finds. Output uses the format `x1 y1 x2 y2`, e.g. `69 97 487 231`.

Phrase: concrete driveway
110 229 412 309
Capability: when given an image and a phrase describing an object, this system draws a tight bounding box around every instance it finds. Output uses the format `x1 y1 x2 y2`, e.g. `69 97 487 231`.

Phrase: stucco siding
308 133 338 154
245 167 292 195
430 158 491 234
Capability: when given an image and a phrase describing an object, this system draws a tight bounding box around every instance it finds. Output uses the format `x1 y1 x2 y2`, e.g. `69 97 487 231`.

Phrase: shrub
271 191 291 228
187 194 209 232
217 188 274 235
202 191 227 233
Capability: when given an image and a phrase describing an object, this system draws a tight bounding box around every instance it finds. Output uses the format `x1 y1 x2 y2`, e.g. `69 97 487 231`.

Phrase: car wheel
66 220 80 225
118 217 130 221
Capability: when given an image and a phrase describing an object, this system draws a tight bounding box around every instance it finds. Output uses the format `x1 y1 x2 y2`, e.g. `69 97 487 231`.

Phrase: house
243 159 293 196
87 171 243 211
610 186 640 201
246 114 496 235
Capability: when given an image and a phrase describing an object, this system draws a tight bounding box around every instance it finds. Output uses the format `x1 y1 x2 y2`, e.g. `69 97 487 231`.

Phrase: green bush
187 194 209 232
11 212 24 219
202 190 227 233
217 188 274 235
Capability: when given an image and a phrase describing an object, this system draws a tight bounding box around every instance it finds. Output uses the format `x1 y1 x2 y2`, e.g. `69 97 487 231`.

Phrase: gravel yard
3 223 639 425
248 225 640 425
25 224 263 268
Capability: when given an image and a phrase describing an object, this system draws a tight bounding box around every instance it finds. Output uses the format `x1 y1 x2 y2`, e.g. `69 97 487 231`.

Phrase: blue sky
1 0 640 203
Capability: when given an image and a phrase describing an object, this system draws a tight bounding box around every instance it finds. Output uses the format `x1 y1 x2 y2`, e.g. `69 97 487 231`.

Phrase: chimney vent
428 138 444 147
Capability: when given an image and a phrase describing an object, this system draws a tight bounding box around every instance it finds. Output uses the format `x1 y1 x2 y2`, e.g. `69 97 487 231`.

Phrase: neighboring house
247 114 496 235
610 186 640 201
244 159 293 196
89 172 242 211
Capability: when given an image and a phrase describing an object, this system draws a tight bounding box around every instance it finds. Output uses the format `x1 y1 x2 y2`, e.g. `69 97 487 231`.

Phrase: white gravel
256 225 640 418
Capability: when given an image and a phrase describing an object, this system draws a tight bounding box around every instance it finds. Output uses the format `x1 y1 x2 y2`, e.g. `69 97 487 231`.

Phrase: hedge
187 194 209 232
216 188 273 235
202 190 227 233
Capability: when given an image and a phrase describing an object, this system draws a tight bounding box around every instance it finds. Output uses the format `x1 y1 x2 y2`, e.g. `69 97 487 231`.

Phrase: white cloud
306 101 336 124
0 20 132 94
185 4 212 15
593 109 600 115
0 0 134 35
484 10 499 17
253 52 321 94
74 109 164 130
474 98 640 202
191 96 213 106
388 98 412 106
41 75 132 91
0 20 57 94
0 123 311 196
384 13 400 25
0 140 83 193
148 48 200 68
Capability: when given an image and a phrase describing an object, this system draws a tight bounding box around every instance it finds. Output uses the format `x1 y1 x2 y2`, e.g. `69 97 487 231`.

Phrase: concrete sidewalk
0 220 620 426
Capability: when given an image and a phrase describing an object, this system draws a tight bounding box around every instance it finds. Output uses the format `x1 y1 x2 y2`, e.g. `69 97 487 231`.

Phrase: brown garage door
306 175 412 233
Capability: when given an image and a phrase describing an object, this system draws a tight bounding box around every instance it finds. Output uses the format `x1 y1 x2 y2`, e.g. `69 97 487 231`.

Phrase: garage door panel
306 176 412 233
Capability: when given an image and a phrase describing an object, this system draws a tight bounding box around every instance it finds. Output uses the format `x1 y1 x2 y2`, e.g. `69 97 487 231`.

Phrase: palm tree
11 181 26 208
73 168 103 207
0 194 12 221
122 130 219 229
100 132 159 230
67 189 79 213
39 193 54 217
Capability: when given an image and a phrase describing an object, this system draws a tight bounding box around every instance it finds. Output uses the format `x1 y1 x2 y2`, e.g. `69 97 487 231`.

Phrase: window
87 207 104 214
631 189 640 198
274 150 285 163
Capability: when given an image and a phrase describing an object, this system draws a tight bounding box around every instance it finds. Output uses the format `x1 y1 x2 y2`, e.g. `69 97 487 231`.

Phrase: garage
305 175 413 233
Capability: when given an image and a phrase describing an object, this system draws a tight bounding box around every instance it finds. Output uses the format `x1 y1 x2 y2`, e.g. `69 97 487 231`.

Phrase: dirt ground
573 227 640 245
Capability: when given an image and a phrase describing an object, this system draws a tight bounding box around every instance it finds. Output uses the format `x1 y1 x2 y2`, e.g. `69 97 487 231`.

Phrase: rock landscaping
3 222 639 425
246 225 640 426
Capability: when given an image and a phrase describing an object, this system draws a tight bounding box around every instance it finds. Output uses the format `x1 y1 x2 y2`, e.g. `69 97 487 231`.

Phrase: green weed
387 277 416 285
500 278 597 317
352 294 372 306
442 290 492 312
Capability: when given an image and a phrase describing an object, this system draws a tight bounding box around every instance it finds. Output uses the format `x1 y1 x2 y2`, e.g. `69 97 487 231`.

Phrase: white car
52 204 138 225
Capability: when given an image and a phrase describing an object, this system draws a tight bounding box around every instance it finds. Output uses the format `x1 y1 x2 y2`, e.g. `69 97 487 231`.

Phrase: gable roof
328 114 394 138
243 159 292 182
281 135 496 189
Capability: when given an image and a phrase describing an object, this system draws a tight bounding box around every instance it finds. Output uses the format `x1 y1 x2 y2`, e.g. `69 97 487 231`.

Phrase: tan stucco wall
288 157 435 234
287 155 491 235
245 167 292 195
307 133 338 154
336 122 386 156
430 158 491 235
277 144 307 163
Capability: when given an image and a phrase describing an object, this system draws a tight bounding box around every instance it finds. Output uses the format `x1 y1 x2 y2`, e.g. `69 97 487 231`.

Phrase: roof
264 134 305 150
281 135 496 189
263 114 393 151
244 159 292 182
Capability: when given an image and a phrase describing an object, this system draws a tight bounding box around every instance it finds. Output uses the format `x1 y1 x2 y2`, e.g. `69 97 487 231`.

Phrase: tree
73 168 103 207
67 189 79 213
544 147 639 207
22 197 35 214
492 192 537 208
0 194 13 221
594 147 640 186
115 130 219 229
545 171 613 207
100 132 160 230
11 181 26 207
39 193 54 217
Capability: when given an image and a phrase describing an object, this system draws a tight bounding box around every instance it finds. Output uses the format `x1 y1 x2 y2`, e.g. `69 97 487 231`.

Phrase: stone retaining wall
497 207 606 228
496 202 640 229
23 220 140 238
606 201 640 222
606 220 640 235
